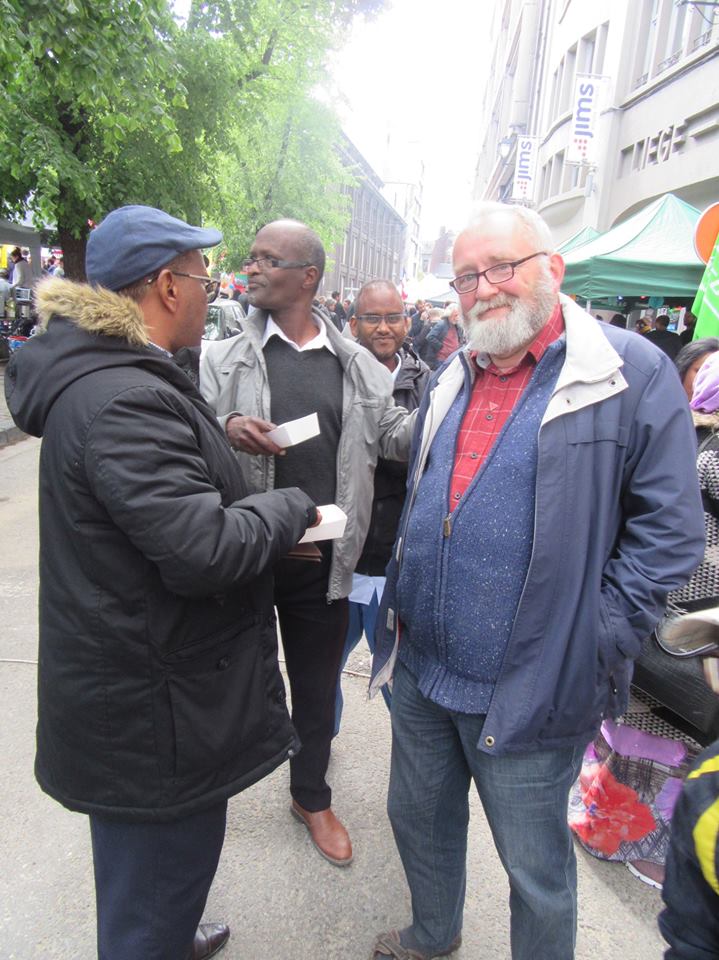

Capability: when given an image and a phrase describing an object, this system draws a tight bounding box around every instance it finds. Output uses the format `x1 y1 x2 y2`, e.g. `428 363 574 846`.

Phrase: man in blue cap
5 205 319 960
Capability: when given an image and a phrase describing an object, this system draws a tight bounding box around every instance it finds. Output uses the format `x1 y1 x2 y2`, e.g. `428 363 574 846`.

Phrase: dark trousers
275 551 349 811
89 801 227 960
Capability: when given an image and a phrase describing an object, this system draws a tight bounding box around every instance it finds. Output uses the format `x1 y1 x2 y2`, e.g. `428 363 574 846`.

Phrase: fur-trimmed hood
6 277 195 438
35 277 148 345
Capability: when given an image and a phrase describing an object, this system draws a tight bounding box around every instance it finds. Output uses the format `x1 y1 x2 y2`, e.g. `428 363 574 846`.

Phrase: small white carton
266 412 320 448
298 504 348 543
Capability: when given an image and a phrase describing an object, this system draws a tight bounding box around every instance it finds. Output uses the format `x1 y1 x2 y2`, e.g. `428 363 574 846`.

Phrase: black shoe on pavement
188 923 230 960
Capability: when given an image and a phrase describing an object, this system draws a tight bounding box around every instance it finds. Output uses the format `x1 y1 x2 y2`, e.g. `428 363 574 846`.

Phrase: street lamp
498 135 514 161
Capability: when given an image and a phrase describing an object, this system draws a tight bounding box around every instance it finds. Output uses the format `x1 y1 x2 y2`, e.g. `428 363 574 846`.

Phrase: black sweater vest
264 336 343 506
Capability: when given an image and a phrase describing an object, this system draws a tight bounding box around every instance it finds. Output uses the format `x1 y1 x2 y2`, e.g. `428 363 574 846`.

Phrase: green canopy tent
557 225 600 255
561 194 704 300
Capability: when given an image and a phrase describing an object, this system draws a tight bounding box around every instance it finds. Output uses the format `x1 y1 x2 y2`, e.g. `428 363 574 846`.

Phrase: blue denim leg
334 591 388 736
460 726 583 960
387 660 470 955
387 660 583 960
362 592 392 709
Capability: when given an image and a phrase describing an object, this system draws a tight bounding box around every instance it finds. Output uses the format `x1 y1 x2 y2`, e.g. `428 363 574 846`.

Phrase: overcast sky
330 0 492 238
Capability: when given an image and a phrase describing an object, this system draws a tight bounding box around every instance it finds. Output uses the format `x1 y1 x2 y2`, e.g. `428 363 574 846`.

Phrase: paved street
0 437 667 959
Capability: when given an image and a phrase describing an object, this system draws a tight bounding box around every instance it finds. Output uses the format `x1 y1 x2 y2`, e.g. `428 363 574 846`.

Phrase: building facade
322 136 407 300
381 142 425 282
472 0 719 244
383 175 424 281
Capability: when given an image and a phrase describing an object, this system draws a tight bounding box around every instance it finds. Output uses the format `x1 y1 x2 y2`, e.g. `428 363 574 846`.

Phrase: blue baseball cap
86 204 222 291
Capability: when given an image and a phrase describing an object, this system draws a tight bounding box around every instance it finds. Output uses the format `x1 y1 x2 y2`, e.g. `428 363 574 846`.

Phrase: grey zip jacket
200 306 415 599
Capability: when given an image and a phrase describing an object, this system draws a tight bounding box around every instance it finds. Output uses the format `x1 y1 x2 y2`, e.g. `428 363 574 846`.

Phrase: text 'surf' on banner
567 74 603 165
511 137 540 202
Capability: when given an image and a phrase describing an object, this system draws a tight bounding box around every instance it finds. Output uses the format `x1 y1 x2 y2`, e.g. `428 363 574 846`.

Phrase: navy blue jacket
370 298 705 755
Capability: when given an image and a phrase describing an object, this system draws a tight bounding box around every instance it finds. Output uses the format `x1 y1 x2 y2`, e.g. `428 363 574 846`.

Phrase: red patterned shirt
449 305 564 511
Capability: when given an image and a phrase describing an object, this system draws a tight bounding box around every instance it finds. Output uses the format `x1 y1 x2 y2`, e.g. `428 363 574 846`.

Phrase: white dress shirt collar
261 314 336 356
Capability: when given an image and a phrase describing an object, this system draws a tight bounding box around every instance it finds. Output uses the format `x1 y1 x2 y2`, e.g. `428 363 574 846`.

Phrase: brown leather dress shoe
290 800 353 866
189 922 230 960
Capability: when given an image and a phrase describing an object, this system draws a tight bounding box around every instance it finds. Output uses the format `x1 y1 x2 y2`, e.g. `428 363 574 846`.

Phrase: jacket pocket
351 397 382 455
565 419 629 446
596 595 633 717
163 618 266 779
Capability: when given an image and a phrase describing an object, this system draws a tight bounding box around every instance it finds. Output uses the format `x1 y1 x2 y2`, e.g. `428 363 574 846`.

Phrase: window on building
560 46 577 113
550 150 565 197
688 1 714 52
594 21 609 74
547 67 559 124
565 163 580 192
552 58 565 120
634 0 660 88
539 161 549 202
579 30 596 75
658 0 691 71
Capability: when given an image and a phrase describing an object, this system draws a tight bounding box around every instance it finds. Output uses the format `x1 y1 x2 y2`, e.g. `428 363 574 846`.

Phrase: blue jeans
334 591 390 736
388 660 583 960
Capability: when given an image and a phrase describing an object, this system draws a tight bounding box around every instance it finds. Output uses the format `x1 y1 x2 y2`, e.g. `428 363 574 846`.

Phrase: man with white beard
368 202 705 960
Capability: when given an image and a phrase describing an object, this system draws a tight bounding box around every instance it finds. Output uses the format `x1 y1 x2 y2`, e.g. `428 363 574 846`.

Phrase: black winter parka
5 279 316 822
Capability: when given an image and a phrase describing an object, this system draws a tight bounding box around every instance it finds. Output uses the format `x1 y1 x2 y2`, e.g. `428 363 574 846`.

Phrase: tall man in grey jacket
369 202 705 960
201 220 414 867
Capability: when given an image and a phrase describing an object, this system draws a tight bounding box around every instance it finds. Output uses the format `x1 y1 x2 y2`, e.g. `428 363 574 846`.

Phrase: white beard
462 276 557 358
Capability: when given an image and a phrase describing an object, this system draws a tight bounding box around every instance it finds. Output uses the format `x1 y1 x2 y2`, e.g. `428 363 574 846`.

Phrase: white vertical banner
511 136 540 202
567 74 603 164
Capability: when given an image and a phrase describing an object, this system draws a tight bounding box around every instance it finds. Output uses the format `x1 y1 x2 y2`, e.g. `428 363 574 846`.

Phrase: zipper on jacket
443 514 452 538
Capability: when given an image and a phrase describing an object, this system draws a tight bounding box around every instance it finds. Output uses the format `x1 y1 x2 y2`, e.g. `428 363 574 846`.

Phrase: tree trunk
58 227 87 283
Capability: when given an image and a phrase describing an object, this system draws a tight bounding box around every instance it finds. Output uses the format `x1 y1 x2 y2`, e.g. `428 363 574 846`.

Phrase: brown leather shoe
290 800 353 866
189 922 230 960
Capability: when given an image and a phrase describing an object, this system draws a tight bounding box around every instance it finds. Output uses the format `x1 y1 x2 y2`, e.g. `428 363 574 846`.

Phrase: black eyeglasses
172 271 220 302
355 313 407 326
242 257 312 271
450 252 548 294
146 271 220 303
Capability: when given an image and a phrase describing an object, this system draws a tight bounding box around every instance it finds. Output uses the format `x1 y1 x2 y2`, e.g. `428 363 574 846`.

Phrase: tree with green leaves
181 0 385 261
0 0 383 278
0 0 185 278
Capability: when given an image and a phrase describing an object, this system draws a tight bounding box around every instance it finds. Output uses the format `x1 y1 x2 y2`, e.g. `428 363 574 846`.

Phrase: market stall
561 194 704 301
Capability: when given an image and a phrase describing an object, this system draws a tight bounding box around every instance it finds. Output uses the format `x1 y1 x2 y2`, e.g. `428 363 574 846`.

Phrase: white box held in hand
298 504 348 543
265 412 320 448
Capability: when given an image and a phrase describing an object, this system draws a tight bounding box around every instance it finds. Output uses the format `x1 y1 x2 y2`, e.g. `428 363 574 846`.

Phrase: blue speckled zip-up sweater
396 340 565 713
372 298 705 756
